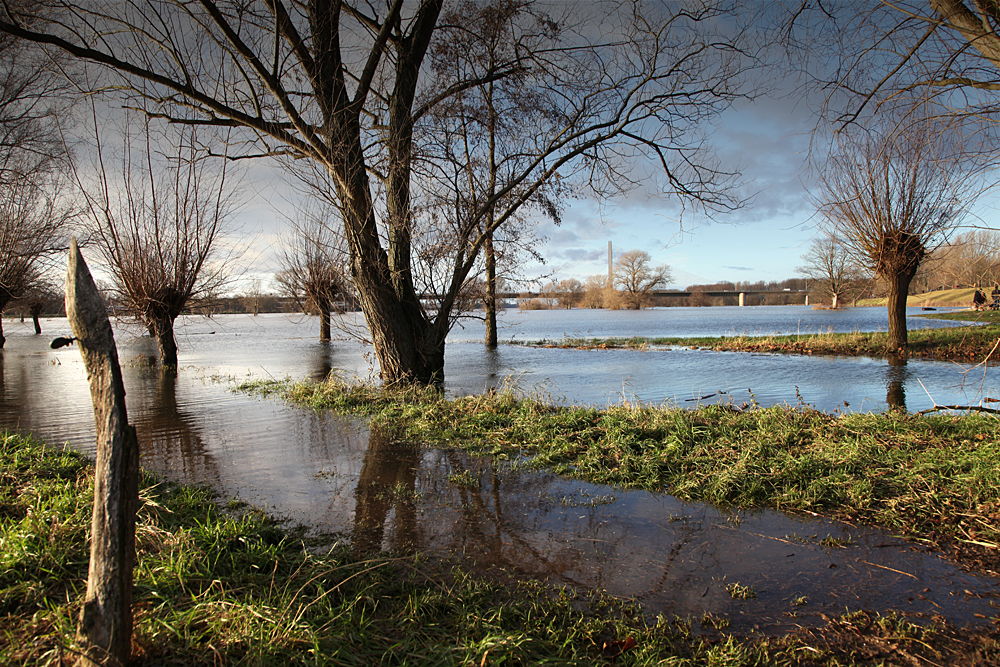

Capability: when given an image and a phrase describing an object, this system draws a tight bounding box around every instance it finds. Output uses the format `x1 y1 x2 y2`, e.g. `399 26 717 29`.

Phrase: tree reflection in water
132 366 221 483
886 354 908 411
352 430 420 554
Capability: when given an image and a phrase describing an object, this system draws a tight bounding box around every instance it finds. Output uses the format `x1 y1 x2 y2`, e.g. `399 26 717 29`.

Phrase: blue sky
519 93 821 288
230 86 1000 295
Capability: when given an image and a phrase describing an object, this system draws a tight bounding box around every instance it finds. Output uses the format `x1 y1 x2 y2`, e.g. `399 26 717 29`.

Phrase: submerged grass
245 378 1000 570
5 429 999 665
512 322 1000 363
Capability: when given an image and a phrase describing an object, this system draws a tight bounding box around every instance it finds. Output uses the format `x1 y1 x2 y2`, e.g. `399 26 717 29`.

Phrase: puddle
343 438 1000 635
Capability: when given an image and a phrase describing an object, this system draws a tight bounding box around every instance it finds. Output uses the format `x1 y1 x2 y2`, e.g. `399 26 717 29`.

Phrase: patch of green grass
725 583 756 600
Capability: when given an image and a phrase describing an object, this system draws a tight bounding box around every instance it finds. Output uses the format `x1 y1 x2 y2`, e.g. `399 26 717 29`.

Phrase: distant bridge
493 289 810 306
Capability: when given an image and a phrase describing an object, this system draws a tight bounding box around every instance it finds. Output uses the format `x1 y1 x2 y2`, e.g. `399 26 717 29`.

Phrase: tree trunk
320 306 331 342
0 316 5 348
151 316 179 368
66 240 139 667
886 266 918 350
484 230 498 348
30 304 42 334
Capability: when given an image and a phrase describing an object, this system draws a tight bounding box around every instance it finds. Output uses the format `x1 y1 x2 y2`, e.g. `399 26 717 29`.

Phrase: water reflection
352 433 420 554
309 342 337 381
886 355 908 411
132 366 221 484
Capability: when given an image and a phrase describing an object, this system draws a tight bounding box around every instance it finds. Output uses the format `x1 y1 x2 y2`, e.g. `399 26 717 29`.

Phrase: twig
917 404 1000 415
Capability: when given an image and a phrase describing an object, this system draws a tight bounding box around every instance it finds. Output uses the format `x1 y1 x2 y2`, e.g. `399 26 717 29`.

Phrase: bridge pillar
739 292 745 307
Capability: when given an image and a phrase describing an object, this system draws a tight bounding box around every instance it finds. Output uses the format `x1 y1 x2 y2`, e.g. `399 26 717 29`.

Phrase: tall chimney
608 241 613 285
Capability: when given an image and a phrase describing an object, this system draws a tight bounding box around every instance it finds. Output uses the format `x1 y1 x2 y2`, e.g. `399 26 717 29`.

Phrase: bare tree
556 278 583 309
275 212 348 341
817 115 981 349
927 229 1000 288
82 120 239 367
796 231 866 308
0 1 758 384
0 15 74 347
0 170 73 345
421 0 563 347
614 249 671 310
13 275 62 334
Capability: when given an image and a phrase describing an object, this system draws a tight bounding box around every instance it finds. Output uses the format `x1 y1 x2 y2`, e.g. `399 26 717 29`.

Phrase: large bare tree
0 1 758 383
613 249 671 310
82 120 239 367
817 115 981 349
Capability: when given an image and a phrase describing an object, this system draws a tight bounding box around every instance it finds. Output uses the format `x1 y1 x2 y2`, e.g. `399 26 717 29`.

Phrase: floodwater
2 308 998 634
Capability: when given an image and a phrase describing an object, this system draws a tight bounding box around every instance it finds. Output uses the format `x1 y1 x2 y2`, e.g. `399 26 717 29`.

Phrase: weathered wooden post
66 238 140 667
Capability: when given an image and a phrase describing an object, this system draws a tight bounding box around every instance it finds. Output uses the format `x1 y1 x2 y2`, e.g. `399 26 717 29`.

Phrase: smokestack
608 241 612 285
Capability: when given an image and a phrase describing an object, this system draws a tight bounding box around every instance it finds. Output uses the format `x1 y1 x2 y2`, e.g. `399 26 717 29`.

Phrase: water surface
2 309 997 634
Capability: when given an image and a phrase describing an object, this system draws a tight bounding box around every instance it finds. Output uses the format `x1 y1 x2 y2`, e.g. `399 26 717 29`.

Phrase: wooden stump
66 238 140 667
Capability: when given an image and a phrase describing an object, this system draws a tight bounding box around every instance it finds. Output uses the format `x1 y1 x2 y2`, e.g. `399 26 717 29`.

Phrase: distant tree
580 274 623 309
275 212 348 342
797 232 865 308
556 279 583 309
13 276 61 334
82 120 240 367
239 279 264 317
614 250 671 310
817 114 981 349
929 230 1000 289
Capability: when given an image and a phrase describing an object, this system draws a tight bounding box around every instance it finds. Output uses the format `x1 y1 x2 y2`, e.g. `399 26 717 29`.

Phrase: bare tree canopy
796 231 865 308
0 1 761 383
0 8 74 347
275 206 348 342
817 113 982 349
80 119 240 367
782 1 1000 126
613 249 671 310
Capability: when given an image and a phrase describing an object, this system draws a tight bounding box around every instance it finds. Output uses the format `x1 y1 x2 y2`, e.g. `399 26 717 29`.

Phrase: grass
511 323 1000 363
242 378 1000 569
5 427 999 665
0 431 718 666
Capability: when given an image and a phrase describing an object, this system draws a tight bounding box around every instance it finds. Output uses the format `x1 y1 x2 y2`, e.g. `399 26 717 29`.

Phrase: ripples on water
2 308 997 633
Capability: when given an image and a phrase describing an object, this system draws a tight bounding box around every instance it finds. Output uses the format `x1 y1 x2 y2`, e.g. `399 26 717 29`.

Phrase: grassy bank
250 380 1000 574
0 431 725 666
514 320 1000 362
5 431 1000 666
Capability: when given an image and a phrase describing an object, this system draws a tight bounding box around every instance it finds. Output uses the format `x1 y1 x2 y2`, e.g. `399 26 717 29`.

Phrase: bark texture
66 238 139 667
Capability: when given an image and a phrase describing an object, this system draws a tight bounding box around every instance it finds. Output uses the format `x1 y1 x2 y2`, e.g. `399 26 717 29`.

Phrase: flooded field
2 310 998 634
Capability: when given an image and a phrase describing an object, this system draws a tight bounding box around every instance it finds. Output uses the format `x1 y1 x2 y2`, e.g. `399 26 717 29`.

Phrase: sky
210 5 1000 297
232 90 824 293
